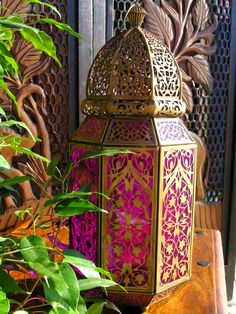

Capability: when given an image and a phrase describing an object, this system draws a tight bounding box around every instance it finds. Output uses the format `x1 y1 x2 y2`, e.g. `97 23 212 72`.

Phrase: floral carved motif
144 0 217 112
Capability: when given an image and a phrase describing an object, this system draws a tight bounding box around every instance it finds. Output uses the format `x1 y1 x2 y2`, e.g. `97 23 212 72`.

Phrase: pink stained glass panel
71 146 99 263
159 148 195 286
102 151 156 290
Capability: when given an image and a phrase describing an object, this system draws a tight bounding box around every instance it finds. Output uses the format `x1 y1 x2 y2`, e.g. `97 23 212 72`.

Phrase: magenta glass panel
155 119 192 145
102 151 156 290
159 148 194 286
104 119 156 145
71 146 98 263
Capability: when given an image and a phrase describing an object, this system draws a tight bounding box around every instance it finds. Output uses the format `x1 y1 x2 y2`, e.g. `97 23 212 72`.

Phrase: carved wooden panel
0 0 71 231
33 1 70 166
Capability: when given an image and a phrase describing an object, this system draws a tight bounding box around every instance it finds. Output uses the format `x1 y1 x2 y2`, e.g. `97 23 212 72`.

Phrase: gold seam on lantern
101 148 158 293
156 143 196 292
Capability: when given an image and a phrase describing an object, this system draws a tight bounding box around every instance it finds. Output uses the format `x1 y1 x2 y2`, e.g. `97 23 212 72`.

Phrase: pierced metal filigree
82 14 185 117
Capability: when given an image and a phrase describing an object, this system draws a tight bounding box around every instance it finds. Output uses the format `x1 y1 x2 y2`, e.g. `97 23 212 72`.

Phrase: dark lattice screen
187 1 231 203
33 1 69 165
114 0 232 203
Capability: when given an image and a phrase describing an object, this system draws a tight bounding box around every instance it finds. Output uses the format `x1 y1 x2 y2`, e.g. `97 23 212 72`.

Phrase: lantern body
71 116 196 306
70 6 196 307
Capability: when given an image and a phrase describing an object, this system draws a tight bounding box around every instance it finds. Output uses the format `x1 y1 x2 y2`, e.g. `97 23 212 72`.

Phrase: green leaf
84 298 121 314
55 198 107 217
25 0 61 18
0 155 10 171
15 208 32 220
0 267 26 294
0 176 31 189
63 249 100 279
31 260 80 310
41 18 82 39
0 77 16 101
0 236 17 245
76 296 87 314
11 146 49 163
79 148 131 161
87 302 106 314
42 190 106 209
20 28 61 65
19 235 49 263
0 107 6 118
0 287 10 314
0 41 18 72
47 154 60 176
78 278 117 292
44 285 74 314
0 119 33 138
63 250 113 280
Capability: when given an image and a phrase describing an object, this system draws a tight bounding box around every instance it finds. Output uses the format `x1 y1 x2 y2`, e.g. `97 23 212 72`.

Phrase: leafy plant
0 1 125 313
0 139 126 313
144 0 217 112
0 0 81 102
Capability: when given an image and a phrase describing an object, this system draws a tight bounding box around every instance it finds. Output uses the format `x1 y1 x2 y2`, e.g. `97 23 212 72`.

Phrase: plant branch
14 276 42 312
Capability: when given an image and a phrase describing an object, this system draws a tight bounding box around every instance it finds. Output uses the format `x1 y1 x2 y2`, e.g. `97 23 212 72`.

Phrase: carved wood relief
0 1 52 230
144 0 217 113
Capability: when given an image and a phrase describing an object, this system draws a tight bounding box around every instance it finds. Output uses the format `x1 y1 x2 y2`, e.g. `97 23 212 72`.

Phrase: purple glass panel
155 118 192 145
102 151 156 290
71 146 98 263
159 148 195 286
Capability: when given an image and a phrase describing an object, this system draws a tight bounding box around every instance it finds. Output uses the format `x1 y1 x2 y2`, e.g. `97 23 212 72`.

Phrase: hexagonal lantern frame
70 3 197 308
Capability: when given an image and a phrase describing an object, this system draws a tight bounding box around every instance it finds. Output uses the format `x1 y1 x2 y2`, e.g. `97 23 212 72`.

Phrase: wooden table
112 230 227 314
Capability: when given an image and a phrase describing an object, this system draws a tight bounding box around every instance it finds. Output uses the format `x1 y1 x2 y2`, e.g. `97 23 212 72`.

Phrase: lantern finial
128 1 147 28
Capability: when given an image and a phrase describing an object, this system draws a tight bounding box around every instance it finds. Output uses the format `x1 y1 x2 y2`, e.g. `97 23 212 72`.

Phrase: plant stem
4 258 28 265
14 277 42 312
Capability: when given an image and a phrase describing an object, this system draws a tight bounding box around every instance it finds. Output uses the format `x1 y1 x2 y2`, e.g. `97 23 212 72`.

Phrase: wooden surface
195 202 222 231
145 229 227 314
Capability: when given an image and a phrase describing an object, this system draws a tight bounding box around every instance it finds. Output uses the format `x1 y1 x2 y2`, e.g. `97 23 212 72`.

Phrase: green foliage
0 288 10 314
0 140 125 312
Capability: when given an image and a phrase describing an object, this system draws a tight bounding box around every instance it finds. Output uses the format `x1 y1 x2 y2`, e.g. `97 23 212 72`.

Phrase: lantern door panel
157 145 196 291
101 149 158 293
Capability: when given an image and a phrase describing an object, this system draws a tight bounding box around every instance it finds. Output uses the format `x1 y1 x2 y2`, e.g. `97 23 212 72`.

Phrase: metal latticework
187 1 231 202
33 1 69 164
114 0 133 34
114 0 232 203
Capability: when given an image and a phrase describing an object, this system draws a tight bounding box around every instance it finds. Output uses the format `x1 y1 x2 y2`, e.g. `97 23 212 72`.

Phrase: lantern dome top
81 6 186 117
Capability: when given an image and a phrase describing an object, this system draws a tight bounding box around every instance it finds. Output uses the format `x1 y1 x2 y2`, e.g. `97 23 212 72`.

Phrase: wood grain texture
195 201 222 231
144 230 227 314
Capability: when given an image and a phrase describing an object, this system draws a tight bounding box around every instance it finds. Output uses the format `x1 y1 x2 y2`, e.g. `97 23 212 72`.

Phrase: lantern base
107 286 178 308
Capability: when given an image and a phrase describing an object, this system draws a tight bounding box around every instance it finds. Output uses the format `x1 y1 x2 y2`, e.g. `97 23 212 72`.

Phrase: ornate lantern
70 3 196 308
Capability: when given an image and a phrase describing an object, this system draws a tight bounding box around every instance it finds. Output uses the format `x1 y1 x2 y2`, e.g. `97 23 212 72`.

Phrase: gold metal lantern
70 3 196 307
